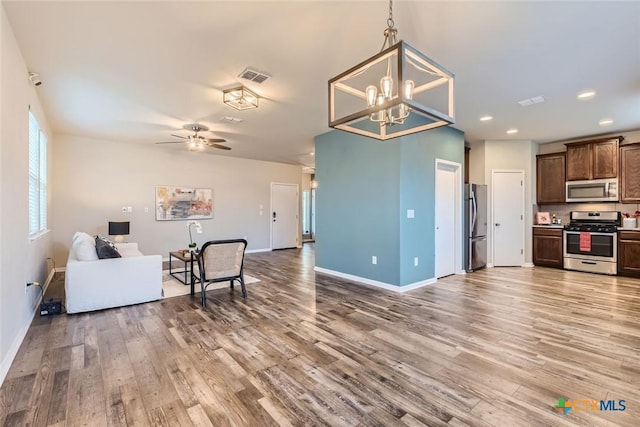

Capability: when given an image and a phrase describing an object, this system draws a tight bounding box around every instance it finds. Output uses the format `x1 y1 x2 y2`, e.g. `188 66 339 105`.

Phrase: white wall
470 140 536 266
52 135 303 265
0 5 54 385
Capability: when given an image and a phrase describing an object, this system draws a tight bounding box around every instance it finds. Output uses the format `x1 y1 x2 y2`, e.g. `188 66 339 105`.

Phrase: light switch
407 209 415 218
127 206 133 213
372 256 377 265
144 207 149 213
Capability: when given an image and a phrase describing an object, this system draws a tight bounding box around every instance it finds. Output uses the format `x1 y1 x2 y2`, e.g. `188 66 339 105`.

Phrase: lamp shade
108 221 130 236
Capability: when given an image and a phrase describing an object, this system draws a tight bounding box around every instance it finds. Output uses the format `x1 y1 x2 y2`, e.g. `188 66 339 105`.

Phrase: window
29 111 47 236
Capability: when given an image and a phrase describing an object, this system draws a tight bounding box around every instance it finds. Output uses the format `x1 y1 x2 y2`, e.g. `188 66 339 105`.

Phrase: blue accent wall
315 126 464 287
399 127 464 285
314 131 401 284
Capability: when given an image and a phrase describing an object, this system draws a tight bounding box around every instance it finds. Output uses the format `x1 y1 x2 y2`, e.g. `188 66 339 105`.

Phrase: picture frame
535 211 551 225
155 186 213 221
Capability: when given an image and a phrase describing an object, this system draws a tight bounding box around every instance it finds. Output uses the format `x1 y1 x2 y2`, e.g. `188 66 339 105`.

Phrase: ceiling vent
238 67 270 84
220 116 244 124
518 96 545 107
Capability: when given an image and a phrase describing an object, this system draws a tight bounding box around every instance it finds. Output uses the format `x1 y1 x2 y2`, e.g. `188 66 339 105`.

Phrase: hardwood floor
2 244 640 426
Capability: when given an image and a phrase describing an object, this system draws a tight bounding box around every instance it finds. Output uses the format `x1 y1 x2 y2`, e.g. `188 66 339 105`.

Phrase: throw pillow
72 231 94 245
95 237 121 259
75 239 99 261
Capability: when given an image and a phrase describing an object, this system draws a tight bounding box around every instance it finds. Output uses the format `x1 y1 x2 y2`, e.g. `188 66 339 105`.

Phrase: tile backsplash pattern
535 203 640 226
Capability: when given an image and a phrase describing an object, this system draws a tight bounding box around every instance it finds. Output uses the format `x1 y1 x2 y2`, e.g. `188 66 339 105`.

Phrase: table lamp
108 221 130 243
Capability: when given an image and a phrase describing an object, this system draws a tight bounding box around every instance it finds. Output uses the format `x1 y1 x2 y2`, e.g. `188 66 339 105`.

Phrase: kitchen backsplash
535 202 640 225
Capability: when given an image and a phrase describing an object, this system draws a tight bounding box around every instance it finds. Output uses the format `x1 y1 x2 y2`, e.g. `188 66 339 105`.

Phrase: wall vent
238 67 270 84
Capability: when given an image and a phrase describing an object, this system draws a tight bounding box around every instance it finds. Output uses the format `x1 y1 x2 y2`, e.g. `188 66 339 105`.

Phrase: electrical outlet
144 207 149 213
414 257 419 266
407 209 415 218
372 256 377 265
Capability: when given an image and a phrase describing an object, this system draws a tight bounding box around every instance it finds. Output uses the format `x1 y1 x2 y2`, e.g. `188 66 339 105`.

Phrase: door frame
434 159 464 276
270 182 300 250
490 169 525 267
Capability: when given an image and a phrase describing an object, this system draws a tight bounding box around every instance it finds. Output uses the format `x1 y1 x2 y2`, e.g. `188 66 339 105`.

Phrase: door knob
495 223 501 226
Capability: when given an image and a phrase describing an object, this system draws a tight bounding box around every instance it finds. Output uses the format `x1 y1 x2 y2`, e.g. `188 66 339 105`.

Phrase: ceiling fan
155 124 231 151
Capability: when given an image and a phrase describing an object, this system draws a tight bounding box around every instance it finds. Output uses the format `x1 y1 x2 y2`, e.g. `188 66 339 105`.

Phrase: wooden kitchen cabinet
618 231 640 277
536 152 565 204
620 142 640 202
565 137 620 181
533 227 564 268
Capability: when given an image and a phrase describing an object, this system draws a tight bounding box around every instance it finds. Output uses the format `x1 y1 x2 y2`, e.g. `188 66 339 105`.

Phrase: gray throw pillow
95 237 121 259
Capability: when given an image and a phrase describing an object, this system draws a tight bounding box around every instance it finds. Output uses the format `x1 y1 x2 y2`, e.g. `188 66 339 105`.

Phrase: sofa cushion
95 237 121 259
73 231 94 245
75 239 99 261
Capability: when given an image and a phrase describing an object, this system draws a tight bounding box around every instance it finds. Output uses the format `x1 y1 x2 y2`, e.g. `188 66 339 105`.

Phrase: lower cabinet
533 227 563 268
618 231 640 277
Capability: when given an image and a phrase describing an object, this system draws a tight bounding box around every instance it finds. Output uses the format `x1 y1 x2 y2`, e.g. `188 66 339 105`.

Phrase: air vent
220 116 244 124
518 96 545 107
238 67 270 84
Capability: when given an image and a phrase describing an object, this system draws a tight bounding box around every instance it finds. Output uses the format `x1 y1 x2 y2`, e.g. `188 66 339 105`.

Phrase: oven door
563 231 617 262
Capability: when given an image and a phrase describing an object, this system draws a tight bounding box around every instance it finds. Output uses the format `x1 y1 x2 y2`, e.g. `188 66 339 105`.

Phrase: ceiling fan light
223 86 259 110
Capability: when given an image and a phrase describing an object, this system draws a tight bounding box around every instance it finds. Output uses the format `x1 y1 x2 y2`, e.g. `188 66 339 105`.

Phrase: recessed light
310 152 315 156
506 129 519 135
577 90 596 100
480 115 493 122
599 118 614 126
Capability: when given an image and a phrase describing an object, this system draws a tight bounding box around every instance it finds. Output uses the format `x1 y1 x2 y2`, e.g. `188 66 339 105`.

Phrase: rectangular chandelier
223 86 259 110
328 40 455 141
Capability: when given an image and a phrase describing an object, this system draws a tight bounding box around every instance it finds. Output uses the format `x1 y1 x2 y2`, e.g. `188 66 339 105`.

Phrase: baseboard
456 269 467 275
42 267 57 295
1 266 59 387
487 263 494 268
0 315 34 387
523 262 534 268
246 248 271 254
56 266 66 273
314 267 436 293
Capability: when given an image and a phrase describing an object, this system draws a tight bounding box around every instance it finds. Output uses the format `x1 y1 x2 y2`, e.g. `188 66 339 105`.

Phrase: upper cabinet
620 143 640 202
565 137 620 181
536 152 565 204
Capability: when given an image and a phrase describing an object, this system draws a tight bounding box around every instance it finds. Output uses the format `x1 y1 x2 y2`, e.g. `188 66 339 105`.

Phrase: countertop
618 227 640 231
532 225 565 229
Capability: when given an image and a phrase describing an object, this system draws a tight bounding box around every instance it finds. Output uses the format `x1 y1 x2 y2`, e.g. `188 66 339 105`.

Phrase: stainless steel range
563 211 621 275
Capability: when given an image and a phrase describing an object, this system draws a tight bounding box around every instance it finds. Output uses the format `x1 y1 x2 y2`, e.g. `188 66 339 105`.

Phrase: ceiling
4 1 640 170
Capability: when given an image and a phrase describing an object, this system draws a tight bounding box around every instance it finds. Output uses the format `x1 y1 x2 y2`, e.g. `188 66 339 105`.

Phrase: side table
169 251 200 295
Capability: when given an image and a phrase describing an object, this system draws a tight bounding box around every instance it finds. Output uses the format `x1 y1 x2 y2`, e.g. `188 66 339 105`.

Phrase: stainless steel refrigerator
465 184 488 272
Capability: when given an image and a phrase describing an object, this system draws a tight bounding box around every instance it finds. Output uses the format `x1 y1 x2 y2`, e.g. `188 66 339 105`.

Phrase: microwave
566 178 618 203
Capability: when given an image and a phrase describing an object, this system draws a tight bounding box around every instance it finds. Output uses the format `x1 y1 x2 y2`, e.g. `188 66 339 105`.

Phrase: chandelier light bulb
404 80 415 100
366 85 378 107
380 76 393 99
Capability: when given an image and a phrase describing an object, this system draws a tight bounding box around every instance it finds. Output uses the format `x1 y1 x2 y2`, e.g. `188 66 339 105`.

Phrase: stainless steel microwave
566 178 618 202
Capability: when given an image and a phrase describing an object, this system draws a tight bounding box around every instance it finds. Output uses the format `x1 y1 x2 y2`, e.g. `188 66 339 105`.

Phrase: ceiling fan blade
155 141 185 144
206 138 227 143
210 144 232 151
170 134 188 140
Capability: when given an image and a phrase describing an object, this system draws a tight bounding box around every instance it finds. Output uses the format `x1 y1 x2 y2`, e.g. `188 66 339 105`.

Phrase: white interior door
492 170 524 266
435 162 457 278
271 183 299 249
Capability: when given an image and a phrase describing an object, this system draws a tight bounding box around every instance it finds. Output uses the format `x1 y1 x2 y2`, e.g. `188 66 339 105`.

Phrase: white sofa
65 232 163 314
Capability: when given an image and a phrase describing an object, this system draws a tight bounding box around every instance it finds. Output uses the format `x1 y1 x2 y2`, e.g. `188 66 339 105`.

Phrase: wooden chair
195 239 248 307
